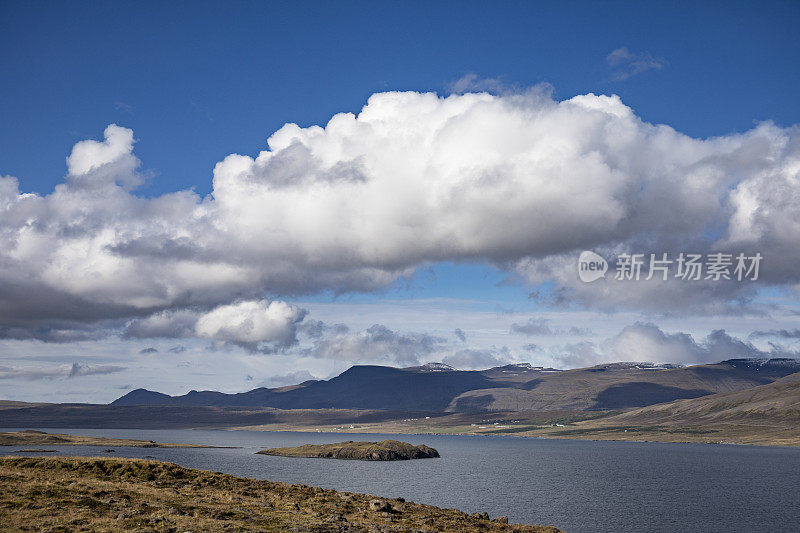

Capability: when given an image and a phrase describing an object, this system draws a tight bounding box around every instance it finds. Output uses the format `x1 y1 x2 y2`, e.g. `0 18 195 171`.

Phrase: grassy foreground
0 430 217 448
0 456 560 532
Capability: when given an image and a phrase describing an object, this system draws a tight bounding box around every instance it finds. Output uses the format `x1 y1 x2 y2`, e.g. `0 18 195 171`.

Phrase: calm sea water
3 428 799 533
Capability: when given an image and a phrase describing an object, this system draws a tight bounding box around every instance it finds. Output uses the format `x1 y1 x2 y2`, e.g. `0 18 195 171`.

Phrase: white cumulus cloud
1 89 799 341
125 299 306 352
195 300 306 348
553 323 800 367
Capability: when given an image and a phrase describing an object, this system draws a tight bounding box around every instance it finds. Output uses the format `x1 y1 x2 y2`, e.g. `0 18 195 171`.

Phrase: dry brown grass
0 456 560 532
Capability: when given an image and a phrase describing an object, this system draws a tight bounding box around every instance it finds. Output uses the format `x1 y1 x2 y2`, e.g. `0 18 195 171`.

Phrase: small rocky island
257 439 440 461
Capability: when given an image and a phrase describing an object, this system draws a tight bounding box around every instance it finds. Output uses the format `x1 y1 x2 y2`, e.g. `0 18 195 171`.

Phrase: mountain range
111 358 800 412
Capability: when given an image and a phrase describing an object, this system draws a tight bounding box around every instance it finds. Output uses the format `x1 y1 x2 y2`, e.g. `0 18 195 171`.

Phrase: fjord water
4 429 799 533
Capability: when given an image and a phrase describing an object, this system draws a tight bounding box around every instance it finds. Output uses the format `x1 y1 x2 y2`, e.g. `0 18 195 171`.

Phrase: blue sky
3 1 799 196
1 1 799 401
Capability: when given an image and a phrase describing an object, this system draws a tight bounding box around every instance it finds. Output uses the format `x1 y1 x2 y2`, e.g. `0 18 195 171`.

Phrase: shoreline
222 422 800 448
5 415 798 449
0 430 234 449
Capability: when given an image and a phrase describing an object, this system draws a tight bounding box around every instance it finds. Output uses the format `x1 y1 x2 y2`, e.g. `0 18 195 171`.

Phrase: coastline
224 420 800 448
0 430 231 449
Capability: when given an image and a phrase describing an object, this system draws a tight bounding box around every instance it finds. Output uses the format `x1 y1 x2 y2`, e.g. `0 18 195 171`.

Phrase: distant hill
0 404 417 429
529 369 800 446
608 369 800 425
0 400 50 410
111 358 800 413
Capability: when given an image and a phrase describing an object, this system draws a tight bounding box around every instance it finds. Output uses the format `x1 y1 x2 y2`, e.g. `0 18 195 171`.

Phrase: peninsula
0 456 557 532
0 430 216 449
